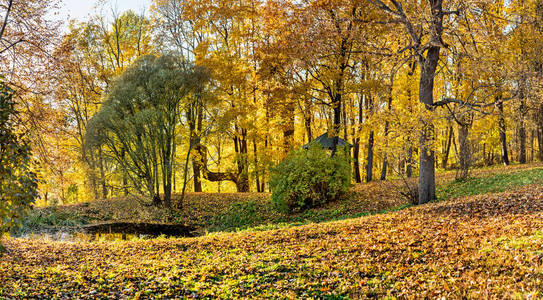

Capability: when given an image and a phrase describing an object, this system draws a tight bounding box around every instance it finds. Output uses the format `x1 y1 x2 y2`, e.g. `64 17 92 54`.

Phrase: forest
2 0 543 298
4 0 542 207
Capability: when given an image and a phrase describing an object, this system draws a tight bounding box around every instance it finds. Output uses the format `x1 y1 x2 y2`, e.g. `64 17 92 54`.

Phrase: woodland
0 0 541 206
2 0 543 298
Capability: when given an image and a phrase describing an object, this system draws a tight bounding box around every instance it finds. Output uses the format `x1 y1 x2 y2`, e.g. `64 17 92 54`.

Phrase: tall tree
86 55 204 208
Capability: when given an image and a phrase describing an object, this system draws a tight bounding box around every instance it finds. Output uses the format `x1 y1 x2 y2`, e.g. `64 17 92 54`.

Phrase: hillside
2 184 543 298
17 163 543 236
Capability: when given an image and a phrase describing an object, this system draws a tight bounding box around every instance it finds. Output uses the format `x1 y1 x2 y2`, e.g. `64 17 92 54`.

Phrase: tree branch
0 0 13 41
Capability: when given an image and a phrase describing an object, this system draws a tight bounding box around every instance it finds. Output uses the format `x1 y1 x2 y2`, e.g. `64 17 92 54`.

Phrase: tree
0 84 39 238
47 10 154 202
0 0 60 90
0 0 57 224
152 0 210 192
86 55 206 208
370 0 473 204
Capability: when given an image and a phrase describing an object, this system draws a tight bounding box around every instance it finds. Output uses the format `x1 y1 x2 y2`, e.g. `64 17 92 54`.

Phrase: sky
58 0 150 26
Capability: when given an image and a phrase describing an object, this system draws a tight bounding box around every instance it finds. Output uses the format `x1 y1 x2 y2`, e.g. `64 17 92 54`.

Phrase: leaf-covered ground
2 184 543 298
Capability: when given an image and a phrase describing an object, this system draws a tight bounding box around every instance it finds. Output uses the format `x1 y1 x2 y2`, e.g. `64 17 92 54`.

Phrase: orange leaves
2 185 543 297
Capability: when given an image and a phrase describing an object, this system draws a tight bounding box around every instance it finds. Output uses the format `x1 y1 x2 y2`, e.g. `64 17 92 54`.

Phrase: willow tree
86 55 205 208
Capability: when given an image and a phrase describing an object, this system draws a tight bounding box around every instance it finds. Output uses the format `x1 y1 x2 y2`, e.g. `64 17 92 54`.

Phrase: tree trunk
441 126 453 169
253 139 262 193
380 153 388 181
193 99 204 192
331 93 342 156
305 116 312 143
119 147 128 196
406 145 413 178
163 182 172 209
352 93 364 183
418 125 436 204
519 97 527 164
86 150 99 200
457 122 471 179
98 147 108 200
380 95 392 181
538 125 543 161
191 114 202 192
234 129 250 193
191 118 202 192
366 130 374 182
417 45 441 204
531 129 535 162
162 139 173 209
179 142 193 211
414 0 446 204
239 131 249 192
353 137 361 183
192 159 202 192
497 100 510 165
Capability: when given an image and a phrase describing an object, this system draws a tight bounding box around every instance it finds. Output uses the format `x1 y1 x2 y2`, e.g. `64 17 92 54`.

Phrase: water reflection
17 232 159 242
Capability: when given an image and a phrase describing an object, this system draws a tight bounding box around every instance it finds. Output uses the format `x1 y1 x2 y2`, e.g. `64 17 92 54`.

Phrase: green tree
86 55 206 208
0 83 39 244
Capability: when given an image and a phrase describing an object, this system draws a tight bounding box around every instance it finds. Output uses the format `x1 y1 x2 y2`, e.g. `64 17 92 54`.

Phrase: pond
15 232 158 242
10 221 195 242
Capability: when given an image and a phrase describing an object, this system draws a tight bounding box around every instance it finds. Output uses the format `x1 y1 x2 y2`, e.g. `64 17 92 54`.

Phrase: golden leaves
2 185 543 298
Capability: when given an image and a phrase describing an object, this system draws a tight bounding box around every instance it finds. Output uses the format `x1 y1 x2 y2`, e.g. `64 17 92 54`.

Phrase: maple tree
0 0 60 91
21 0 543 207
45 9 154 203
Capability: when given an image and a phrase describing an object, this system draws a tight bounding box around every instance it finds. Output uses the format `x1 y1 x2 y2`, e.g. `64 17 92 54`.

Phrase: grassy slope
18 164 543 235
2 184 543 298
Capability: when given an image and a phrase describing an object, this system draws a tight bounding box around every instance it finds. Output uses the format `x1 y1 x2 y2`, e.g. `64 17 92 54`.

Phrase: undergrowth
10 207 90 236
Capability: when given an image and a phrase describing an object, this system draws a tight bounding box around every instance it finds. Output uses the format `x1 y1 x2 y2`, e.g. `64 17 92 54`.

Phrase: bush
269 145 351 213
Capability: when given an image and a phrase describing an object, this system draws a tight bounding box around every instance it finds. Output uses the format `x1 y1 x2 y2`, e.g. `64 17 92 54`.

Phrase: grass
205 165 543 234
437 167 543 200
4 164 543 297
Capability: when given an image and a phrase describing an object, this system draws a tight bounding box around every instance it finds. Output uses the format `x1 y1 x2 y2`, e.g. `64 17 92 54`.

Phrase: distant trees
0 0 60 89
86 55 208 208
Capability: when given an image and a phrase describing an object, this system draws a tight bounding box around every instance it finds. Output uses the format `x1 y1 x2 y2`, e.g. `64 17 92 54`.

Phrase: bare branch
0 0 12 41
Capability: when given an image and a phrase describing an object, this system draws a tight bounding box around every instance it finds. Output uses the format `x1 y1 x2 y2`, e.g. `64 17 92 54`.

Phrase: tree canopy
1 0 542 208
86 55 208 208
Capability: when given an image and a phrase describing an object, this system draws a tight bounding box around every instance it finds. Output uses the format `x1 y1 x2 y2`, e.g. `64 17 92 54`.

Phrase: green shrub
269 145 351 213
